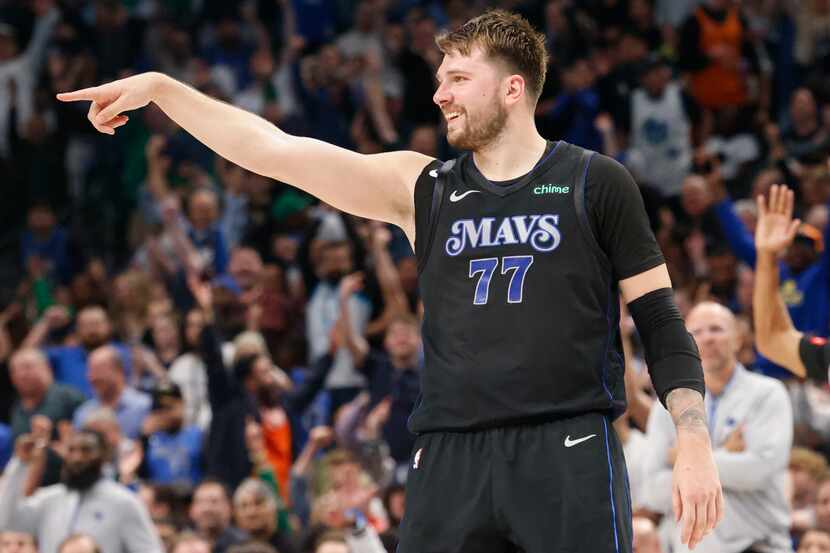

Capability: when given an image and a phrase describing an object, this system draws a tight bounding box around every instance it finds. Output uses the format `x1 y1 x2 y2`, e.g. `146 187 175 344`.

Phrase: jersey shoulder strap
415 158 455 273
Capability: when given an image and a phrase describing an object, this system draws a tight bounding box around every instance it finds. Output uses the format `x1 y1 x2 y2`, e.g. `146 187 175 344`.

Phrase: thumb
56 87 102 102
95 96 129 123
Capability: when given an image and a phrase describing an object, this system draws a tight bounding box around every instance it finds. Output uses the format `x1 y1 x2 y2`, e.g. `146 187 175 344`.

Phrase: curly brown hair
435 9 549 102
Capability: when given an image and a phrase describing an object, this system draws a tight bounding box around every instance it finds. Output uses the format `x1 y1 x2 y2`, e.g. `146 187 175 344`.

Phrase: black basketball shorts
397 412 633 553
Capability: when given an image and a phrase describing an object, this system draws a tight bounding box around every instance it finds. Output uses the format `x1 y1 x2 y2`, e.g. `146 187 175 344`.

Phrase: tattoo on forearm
666 388 707 432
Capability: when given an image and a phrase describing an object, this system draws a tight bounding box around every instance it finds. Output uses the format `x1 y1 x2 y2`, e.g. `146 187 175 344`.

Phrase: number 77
469 255 534 305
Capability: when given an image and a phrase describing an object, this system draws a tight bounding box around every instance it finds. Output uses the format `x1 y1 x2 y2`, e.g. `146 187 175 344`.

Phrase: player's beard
447 96 508 152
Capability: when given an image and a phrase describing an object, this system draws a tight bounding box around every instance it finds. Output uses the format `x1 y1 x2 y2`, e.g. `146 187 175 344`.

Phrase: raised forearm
753 252 805 375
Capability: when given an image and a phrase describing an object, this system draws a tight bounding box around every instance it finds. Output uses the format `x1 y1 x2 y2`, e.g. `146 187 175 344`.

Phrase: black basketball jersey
410 141 627 433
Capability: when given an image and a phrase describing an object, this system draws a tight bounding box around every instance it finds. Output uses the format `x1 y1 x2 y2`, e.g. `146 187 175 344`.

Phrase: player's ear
504 74 525 106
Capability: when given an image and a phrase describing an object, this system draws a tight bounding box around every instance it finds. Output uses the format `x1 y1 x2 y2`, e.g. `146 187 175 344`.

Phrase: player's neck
471 123 547 182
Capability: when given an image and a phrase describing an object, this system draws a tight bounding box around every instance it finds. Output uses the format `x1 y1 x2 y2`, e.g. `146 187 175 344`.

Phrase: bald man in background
642 302 794 553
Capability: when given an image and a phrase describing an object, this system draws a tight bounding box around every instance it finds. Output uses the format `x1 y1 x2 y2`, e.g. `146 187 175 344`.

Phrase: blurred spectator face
411 17 437 53
751 169 783 199
433 46 510 151
139 484 173 520
27 204 56 237
188 190 219 230
59 534 99 553
735 266 754 312
807 205 830 231
681 175 710 217
386 487 405 525
184 309 206 348
251 355 283 406
319 243 353 284
87 347 124 400
173 538 211 553
800 529 830 553
0 28 18 61
61 431 106 491
409 125 439 156
791 88 818 129
617 33 648 64
0 532 37 553
329 459 362 494
152 315 180 351
10 349 52 398
273 235 298 264
216 17 242 49
153 394 185 433
629 0 653 25
562 59 594 93
802 173 830 207
707 250 738 295
642 66 670 97
77 307 112 350
355 1 375 32
230 248 264 290
384 320 421 362
397 256 418 294
632 516 661 553
817 480 830 530
316 540 349 553
545 2 567 34
154 520 179 552
190 482 232 534
786 239 818 274
251 48 275 80
686 302 739 375
233 486 277 536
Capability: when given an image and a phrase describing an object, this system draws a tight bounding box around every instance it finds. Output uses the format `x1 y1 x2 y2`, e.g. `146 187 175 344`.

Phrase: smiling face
433 47 510 151
432 10 549 151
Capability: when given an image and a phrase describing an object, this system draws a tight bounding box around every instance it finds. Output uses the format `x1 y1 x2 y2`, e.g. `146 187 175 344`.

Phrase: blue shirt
73 387 152 440
21 226 72 284
0 423 11 470
144 426 204 486
187 224 229 277
46 344 132 398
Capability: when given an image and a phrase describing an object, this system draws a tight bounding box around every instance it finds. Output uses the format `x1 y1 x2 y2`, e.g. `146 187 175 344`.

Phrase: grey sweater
0 458 163 552
642 364 794 553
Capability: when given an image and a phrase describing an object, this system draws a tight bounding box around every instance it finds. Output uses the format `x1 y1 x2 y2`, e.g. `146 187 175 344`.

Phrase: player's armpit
619 263 672 304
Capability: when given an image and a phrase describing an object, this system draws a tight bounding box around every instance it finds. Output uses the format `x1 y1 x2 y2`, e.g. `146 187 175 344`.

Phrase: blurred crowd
2 0 830 552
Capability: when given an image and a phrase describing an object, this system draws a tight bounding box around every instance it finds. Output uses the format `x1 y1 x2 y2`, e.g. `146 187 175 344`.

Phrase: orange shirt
261 409 292 504
690 7 748 109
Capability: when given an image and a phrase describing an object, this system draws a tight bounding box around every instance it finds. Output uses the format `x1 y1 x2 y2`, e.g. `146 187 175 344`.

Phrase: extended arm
56 73 432 239
752 186 807 377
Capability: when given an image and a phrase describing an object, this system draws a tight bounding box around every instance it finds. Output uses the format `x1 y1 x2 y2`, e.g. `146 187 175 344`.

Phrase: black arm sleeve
585 154 665 282
628 288 706 407
799 335 830 384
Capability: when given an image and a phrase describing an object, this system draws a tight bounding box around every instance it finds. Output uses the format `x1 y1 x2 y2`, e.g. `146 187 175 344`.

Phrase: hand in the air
56 72 161 135
755 184 800 256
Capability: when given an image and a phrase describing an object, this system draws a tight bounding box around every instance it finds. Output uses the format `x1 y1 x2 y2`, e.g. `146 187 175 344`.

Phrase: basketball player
753 184 830 384
57 10 723 553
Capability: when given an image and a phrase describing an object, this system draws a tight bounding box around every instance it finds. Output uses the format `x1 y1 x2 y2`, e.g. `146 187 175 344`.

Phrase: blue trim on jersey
534 140 564 170
602 417 621 553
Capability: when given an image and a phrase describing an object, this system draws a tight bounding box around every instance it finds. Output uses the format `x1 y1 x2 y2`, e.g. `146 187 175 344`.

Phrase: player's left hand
672 435 724 550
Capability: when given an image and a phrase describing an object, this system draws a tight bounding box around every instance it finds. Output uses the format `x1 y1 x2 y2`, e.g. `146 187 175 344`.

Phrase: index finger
56 87 100 102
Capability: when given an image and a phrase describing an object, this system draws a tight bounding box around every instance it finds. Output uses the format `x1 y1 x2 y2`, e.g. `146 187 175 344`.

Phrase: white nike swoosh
429 169 439 178
449 189 481 202
564 434 597 448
